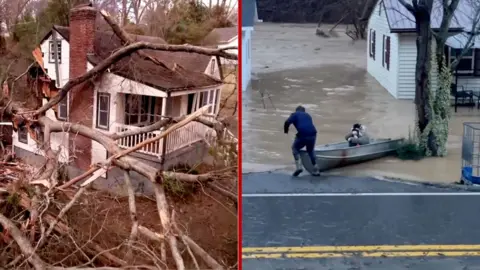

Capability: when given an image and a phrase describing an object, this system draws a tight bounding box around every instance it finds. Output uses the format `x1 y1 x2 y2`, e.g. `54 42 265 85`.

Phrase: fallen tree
0 9 238 270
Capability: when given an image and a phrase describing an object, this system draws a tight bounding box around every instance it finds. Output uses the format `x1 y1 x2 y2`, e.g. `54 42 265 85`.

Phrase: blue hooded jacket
284 106 317 138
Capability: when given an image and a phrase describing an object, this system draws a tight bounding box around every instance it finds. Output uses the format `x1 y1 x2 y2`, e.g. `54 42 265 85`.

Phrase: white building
241 0 257 92
13 4 225 179
367 0 480 100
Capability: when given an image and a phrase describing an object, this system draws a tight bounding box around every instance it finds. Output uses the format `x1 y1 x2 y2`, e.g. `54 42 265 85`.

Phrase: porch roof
446 33 480 49
382 0 472 33
46 25 221 92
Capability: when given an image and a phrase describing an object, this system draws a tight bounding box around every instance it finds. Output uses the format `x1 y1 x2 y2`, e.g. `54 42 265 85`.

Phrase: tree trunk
414 8 438 154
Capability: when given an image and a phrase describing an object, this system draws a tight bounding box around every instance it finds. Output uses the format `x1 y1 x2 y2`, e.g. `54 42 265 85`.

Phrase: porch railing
165 121 208 153
114 121 211 158
115 124 164 157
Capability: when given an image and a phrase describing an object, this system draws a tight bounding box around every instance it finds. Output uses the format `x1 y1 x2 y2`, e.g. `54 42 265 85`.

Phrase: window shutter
386 36 391 70
369 30 372 56
372 31 376 60
382 35 385 67
474 49 480 76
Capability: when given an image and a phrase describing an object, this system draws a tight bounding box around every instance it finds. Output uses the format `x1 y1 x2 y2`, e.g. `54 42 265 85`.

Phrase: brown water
242 23 480 183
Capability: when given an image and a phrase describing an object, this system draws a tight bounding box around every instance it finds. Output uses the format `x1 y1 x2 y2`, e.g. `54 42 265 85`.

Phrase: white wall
397 34 439 99
218 36 238 66
242 28 252 92
96 72 168 98
456 77 480 92
205 56 222 79
13 99 69 163
40 31 70 87
366 1 399 98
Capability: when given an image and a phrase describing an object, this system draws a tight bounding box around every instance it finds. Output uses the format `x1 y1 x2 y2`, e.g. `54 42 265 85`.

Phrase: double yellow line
242 245 480 259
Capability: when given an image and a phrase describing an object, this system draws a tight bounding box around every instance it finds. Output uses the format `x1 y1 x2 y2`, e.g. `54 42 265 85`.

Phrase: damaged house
12 4 226 181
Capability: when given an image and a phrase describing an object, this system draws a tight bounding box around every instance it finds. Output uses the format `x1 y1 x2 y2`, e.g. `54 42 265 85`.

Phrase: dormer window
49 40 62 64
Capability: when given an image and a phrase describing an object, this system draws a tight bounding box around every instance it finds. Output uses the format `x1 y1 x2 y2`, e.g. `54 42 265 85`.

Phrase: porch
94 87 224 161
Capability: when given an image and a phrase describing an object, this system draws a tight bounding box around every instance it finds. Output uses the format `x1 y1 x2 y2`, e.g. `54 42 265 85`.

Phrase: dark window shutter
474 49 480 76
369 30 372 57
372 31 376 60
386 36 390 70
382 35 385 67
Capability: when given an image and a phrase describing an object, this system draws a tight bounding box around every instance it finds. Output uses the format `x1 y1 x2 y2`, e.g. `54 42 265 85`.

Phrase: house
203 27 238 67
367 0 480 100
12 3 225 178
242 0 256 92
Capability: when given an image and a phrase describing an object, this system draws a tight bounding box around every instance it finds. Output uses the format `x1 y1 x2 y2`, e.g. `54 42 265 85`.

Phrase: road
242 171 480 269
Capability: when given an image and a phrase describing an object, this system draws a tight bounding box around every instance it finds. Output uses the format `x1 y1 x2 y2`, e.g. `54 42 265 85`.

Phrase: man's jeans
292 135 317 165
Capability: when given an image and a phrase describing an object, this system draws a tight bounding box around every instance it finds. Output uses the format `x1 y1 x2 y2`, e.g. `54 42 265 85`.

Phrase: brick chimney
68 3 96 170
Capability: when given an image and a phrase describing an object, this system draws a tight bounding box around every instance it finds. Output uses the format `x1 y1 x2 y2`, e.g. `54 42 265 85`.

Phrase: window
214 89 220 114
382 35 390 70
18 126 28 144
450 48 475 73
210 59 216 75
125 94 159 126
96 92 110 130
48 40 61 64
369 29 376 60
57 92 68 121
197 89 217 114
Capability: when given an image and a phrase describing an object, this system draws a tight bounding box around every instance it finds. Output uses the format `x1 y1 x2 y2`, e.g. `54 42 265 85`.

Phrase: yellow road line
242 244 480 254
242 251 480 259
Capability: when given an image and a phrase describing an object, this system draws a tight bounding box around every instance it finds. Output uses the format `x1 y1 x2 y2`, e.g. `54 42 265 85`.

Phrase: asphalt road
242 171 480 269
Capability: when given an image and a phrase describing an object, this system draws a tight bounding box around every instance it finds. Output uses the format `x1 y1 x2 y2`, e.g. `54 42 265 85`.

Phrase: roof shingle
51 25 220 91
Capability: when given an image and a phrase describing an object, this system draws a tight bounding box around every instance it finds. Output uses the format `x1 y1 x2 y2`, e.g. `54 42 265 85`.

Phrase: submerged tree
398 0 480 157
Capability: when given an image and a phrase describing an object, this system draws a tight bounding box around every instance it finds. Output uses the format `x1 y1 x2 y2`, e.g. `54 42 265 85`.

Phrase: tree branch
0 214 48 270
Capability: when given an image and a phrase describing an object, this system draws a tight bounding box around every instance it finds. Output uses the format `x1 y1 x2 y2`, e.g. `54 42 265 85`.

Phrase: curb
242 169 480 192
372 175 480 192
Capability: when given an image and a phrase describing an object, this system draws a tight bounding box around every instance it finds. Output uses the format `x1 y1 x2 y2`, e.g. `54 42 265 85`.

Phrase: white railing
115 124 164 157
165 121 208 154
114 121 212 158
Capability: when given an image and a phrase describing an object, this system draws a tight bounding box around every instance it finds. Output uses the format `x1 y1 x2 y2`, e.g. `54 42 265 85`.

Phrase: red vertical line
237 0 243 268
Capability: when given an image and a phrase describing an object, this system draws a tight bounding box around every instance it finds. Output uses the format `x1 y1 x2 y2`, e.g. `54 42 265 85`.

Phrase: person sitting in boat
345 123 370 147
284 105 320 177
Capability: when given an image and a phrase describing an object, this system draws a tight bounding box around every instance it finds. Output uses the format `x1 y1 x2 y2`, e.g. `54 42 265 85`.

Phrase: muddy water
242 23 480 183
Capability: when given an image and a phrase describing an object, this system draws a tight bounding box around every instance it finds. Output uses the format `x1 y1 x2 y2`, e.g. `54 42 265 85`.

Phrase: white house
241 0 257 92
204 27 238 67
367 0 480 100
12 4 224 176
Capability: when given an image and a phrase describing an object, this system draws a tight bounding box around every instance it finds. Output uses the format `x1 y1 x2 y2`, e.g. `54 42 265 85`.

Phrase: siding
40 31 70 87
242 28 252 92
456 76 480 91
397 34 438 100
367 1 399 98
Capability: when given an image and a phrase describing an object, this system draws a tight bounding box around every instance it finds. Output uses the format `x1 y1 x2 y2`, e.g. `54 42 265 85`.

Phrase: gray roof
382 0 473 32
242 0 256 27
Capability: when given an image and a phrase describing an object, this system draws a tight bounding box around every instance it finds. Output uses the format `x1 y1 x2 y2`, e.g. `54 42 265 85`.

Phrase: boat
299 138 404 175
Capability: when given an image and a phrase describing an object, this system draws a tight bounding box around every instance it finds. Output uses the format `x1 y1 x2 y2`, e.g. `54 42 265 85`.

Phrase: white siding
242 28 252 92
13 99 69 163
218 36 238 66
40 31 70 87
456 77 480 91
366 1 399 98
397 34 439 100
204 56 222 79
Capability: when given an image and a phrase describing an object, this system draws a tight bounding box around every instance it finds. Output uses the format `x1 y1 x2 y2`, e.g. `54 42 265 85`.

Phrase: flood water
242 23 480 183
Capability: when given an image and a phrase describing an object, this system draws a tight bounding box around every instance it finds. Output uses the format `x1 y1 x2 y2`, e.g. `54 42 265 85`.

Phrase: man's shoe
312 164 321 176
293 159 303 177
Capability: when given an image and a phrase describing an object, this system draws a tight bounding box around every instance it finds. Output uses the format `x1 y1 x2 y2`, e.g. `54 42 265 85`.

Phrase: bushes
396 127 425 161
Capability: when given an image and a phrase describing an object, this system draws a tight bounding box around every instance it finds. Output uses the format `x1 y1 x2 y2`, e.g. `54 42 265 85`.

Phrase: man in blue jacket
284 105 320 176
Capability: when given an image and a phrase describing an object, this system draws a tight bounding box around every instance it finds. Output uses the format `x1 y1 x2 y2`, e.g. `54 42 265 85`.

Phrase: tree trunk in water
414 11 437 155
